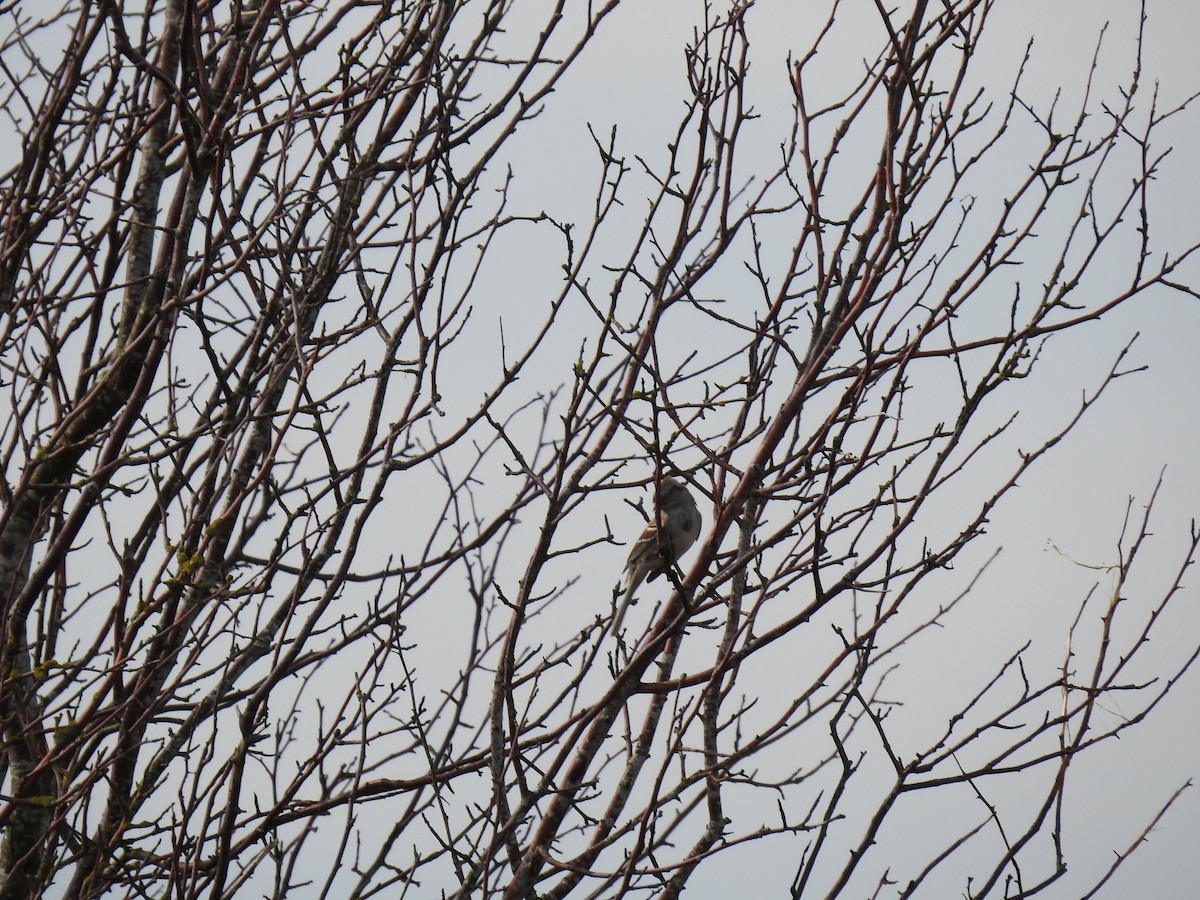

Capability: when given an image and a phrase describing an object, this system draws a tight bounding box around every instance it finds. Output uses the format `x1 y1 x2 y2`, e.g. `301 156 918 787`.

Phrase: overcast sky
4 1 1195 896
461 0 1200 895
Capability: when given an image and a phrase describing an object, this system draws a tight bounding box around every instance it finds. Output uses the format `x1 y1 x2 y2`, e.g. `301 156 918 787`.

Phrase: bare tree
1 0 1197 897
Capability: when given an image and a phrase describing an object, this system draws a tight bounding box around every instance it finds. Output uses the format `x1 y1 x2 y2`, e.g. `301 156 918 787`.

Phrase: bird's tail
608 572 643 638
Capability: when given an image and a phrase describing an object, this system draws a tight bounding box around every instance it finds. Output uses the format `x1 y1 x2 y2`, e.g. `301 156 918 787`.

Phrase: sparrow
611 476 702 637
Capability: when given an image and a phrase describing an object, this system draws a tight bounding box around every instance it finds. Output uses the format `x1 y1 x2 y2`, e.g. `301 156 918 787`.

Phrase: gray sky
4 0 1194 895
465 0 1200 895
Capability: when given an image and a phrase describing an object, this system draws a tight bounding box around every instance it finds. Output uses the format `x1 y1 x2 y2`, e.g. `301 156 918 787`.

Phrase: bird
611 476 702 638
